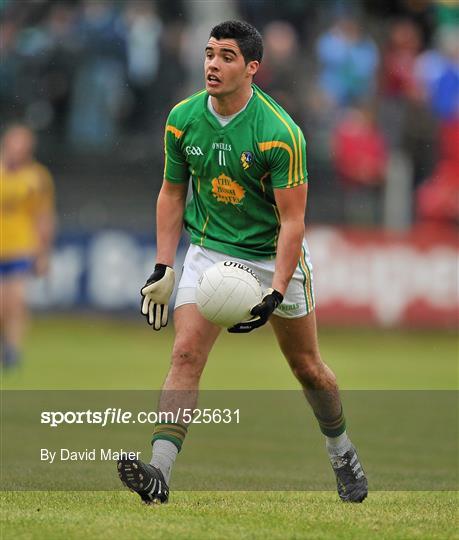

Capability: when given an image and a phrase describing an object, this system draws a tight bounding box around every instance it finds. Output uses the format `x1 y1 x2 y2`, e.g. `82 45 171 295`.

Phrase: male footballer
118 20 368 504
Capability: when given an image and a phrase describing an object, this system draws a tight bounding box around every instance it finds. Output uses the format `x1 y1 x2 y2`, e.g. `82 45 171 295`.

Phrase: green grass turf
1 491 458 540
2 315 457 389
1 315 458 539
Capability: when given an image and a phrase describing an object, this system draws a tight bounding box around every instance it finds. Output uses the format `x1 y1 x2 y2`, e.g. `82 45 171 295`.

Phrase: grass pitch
3 315 457 390
3 491 458 540
1 315 458 539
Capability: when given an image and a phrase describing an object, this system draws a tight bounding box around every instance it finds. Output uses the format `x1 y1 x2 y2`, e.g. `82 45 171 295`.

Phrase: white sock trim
150 439 178 484
325 431 352 456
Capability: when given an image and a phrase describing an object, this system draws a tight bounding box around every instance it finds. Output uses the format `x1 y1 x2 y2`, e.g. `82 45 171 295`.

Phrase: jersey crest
240 151 254 170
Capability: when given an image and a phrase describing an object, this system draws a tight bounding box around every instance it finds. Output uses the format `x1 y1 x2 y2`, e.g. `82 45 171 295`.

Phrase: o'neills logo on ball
223 261 260 283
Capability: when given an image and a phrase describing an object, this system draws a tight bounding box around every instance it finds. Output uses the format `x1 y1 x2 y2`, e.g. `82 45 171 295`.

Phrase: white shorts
175 242 315 318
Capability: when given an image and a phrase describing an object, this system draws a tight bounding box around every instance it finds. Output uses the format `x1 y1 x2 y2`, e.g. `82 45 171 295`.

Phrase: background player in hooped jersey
118 21 368 504
0 125 56 369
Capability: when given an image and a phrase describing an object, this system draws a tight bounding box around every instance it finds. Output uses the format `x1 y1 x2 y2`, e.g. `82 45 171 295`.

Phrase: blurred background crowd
1 0 458 232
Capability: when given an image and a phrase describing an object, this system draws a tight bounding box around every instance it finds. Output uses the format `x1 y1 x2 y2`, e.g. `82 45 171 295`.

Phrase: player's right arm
141 109 190 330
155 180 187 267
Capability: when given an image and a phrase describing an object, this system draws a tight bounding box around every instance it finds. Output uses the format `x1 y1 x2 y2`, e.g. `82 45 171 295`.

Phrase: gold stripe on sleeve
166 125 184 139
255 91 299 185
258 141 294 186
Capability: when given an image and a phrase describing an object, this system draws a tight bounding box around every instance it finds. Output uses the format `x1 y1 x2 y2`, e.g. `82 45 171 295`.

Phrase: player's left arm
270 124 308 296
271 183 307 295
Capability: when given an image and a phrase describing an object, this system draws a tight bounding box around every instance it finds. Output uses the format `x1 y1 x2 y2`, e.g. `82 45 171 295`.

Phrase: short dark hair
210 20 263 64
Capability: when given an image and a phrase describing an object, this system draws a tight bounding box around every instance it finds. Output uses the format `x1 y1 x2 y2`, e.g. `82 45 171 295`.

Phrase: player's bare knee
289 351 326 386
170 344 207 376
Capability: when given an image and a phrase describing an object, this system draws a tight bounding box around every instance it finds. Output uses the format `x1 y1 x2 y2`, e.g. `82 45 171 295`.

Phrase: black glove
228 288 284 333
140 264 175 330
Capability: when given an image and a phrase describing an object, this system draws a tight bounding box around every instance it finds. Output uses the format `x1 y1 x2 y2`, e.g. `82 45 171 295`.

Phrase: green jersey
163 84 307 259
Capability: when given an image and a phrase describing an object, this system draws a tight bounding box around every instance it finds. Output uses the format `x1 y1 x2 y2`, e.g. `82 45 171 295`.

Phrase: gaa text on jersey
186 146 204 156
